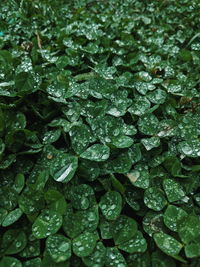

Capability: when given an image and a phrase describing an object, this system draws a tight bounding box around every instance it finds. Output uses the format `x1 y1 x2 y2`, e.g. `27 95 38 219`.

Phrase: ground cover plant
0 0 200 266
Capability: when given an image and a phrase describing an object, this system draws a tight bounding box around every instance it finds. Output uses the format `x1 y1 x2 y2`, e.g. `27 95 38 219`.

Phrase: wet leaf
0 229 27 255
163 179 185 202
164 205 188 232
2 208 23 227
118 231 147 253
0 256 22 267
99 191 122 221
72 231 98 257
178 215 200 243
80 144 110 162
32 210 62 239
153 232 183 256
111 215 137 245
144 187 167 211
127 164 149 189
105 247 127 267
46 234 71 263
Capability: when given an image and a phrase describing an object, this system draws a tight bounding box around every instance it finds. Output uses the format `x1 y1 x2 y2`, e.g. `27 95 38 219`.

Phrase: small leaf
144 187 167 211
105 247 127 267
178 215 200 243
80 144 110 162
0 256 22 267
0 229 27 255
72 231 98 257
127 164 149 189
15 72 40 95
111 215 137 245
164 205 187 232
52 155 78 183
99 191 122 220
32 210 62 239
46 234 71 263
82 242 106 267
153 232 183 256
178 140 200 158
45 189 67 215
141 137 160 151
13 173 25 193
138 114 159 135
147 89 167 104
185 242 200 258
112 135 134 148
42 129 61 145
118 231 147 253
163 179 185 202
2 208 23 227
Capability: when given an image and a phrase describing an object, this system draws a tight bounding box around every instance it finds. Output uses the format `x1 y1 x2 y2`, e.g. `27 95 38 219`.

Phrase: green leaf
111 215 137 245
80 144 110 162
52 155 78 183
15 72 40 95
99 217 112 240
141 137 160 151
144 187 167 211
138 114 159 135
63 205 99 239
0 256 22 267
105 247 127 267
72 231 98 257
185 242 200 258
42 129 61 145
178 215 200 243
163 179 185 202
69 184 96 210
32 210 62 239
46 234 71 263
128 96 151 116
2 208 23 227
89 78 117 99
13 173 25 193
0 208 8 225
118 231 147 253
151 250 176 267
112 135 134 148
69 124 95 154
19 239 40 258
127 164 149 189
178 140 200 158
99 191 122 220
78 159 100 181
153 232 183 256
164 205 188 232
0 229 27 255
44 189 67 215
23 258 41 267
82 242 106 267
147 89 167 104
143 212 165 237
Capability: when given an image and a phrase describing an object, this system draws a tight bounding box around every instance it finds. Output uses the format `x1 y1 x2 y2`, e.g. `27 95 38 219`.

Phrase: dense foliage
0 0 200 266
